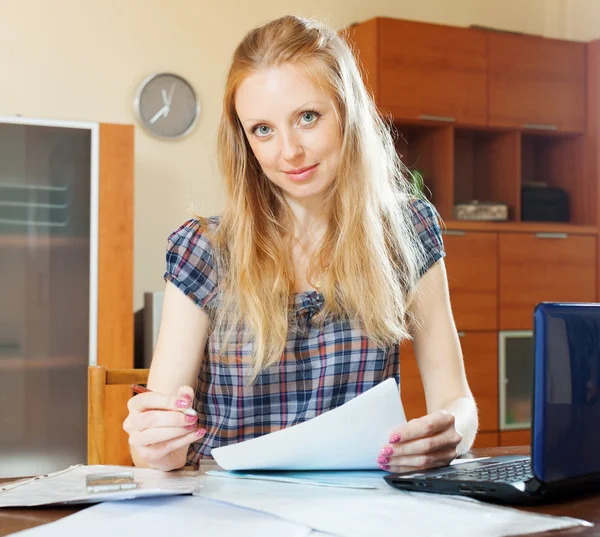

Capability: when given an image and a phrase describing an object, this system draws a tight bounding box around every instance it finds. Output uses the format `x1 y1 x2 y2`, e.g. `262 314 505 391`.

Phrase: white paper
211 378 406 471
0 465 198 507
194 475 592 537
10 496 316 537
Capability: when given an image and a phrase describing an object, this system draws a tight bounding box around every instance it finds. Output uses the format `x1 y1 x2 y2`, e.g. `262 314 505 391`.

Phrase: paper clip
86 471 138 493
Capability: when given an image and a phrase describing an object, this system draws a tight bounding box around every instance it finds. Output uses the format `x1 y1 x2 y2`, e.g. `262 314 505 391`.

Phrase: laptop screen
533 303 600 483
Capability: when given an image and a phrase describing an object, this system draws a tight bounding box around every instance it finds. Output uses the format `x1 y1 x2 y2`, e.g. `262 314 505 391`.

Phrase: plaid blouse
164 198 445 465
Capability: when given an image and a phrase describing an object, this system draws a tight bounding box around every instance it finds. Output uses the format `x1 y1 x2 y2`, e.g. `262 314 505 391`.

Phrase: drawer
499 233 596 330
443 231 498 331
400 332 498 432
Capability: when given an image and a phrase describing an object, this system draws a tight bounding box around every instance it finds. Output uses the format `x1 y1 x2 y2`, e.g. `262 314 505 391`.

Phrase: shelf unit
0 117 134 476
347 18 600 448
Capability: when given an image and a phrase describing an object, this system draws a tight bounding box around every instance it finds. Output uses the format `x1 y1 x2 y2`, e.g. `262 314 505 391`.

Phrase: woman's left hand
377 410 463 472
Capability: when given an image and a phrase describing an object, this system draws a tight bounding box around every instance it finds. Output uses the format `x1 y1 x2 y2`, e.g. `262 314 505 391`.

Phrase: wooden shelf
0 235 89 247
442 220 598 235
0 356 86 371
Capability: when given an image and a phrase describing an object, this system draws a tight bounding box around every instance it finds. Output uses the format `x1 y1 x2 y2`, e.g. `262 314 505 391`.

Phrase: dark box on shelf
521 186 569 222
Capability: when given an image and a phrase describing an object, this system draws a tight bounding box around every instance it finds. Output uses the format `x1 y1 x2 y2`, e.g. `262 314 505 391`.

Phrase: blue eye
300 110 320 125
252 125 272 137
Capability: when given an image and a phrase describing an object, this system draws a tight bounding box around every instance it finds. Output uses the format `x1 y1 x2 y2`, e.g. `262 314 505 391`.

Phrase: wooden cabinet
400 332 498 432
0 119 133 476
499 233 596 330
350 18 488 126
473 432 499 448
488 33 586 132
444 231 498 331
499 430 530 447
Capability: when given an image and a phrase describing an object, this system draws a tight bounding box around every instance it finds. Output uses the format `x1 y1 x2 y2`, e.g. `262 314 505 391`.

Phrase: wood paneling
499 233 597 330
444 232 498 331
97 123 135 465
400 332 498 432
500 429 530 447
378 18 487 125
488 33 586 132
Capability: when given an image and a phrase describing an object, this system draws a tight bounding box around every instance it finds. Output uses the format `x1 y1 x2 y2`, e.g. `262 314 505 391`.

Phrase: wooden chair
88 365 149 465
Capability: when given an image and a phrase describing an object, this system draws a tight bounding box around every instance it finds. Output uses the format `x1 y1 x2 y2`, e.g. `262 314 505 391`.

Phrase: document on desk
9 496 318 537
195 475 592 537
0 464 198 507
211 377 406 471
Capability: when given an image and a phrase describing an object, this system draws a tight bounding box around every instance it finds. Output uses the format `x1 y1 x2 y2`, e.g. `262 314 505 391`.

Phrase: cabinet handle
443 230 466 236
457 331 465 338
535 232 568 239
523 123 558 131
419 114 456 123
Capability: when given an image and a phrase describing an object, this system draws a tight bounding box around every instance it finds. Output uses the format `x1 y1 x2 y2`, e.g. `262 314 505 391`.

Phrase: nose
280 130 304 161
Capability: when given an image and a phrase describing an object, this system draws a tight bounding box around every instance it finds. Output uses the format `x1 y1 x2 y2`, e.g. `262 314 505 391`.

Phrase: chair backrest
88 365 149 465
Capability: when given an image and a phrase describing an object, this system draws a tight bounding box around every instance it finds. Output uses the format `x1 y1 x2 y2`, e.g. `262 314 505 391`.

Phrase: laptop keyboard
433 459 534 483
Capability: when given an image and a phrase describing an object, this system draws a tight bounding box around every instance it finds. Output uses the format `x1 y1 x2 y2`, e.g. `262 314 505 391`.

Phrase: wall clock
133 73 200 139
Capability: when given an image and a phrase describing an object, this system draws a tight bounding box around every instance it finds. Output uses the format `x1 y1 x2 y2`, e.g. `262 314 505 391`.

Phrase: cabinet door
499 233 596 330
378 18 487 126
499 430 530 447
400 332 498 432
473 432 499 448
488 33 586 132
444 231 498 331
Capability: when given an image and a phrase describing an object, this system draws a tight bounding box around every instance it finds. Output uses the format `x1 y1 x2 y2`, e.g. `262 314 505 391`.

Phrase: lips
283 163 319 181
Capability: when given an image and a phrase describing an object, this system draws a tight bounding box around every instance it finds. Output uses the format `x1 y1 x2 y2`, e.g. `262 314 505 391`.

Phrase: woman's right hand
123 385 206 471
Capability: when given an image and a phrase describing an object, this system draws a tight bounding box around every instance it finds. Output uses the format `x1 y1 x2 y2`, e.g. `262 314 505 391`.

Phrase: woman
124 15 478 472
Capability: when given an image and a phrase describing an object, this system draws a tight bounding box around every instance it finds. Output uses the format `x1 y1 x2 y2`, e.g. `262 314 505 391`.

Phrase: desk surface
0 447 598 537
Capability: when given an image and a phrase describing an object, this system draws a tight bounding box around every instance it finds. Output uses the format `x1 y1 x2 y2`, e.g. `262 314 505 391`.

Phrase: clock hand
149 105 168 124
161 89 169 107
167 82 176 107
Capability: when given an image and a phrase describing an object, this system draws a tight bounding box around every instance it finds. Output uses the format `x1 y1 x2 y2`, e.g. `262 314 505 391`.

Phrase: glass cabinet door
0 121 91 477
499 330 534 430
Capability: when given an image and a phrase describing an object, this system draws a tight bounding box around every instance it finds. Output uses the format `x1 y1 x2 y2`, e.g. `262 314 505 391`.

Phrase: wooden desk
0 447 598 537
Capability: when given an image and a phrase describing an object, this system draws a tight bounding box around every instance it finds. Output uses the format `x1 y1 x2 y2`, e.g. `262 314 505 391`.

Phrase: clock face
134 73 199 139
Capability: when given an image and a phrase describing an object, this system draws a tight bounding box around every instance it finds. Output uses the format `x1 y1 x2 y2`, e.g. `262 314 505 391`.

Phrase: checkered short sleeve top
164 198 445 465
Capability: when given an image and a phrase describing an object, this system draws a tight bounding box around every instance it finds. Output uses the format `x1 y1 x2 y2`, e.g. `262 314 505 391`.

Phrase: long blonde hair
204 15 426 377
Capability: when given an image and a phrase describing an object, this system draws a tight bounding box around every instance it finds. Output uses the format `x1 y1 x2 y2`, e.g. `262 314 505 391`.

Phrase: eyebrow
241 101 327 126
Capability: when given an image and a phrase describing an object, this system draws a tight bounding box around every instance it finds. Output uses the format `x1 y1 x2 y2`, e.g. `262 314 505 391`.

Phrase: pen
131 384 198 417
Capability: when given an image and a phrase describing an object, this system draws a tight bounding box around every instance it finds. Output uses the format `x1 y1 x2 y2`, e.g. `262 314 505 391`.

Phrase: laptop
384 302 600 504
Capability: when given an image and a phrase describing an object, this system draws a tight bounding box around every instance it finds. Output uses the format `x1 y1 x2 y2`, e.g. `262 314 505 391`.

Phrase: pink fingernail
176 399 189 409
181 394 193 403
389 434 401 444
379 464 391 471
380 447 394 457
377 456 390 465
185 413 197 423
196 428 207 437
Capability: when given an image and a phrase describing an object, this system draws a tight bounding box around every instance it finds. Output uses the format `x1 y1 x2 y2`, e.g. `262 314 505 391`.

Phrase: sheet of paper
0 465 198 507
10 496 317 537
194 475 592 537
211 377 406 471
204 458 492 489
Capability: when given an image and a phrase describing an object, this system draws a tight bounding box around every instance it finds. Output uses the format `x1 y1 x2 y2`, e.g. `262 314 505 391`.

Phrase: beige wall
1 0 597 310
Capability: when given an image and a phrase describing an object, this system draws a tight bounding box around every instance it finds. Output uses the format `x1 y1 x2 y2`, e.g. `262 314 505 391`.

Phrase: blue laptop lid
532 303 600 483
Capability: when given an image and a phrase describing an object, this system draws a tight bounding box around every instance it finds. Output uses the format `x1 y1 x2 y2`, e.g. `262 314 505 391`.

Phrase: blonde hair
203 15 427 378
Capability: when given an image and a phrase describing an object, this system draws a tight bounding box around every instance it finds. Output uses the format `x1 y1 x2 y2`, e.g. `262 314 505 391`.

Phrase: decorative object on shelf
133 73 200 139
453 201 509 221
521 186 569 223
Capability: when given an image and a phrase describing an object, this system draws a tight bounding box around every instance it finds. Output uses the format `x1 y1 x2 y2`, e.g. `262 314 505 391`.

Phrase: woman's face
235 63 342 204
